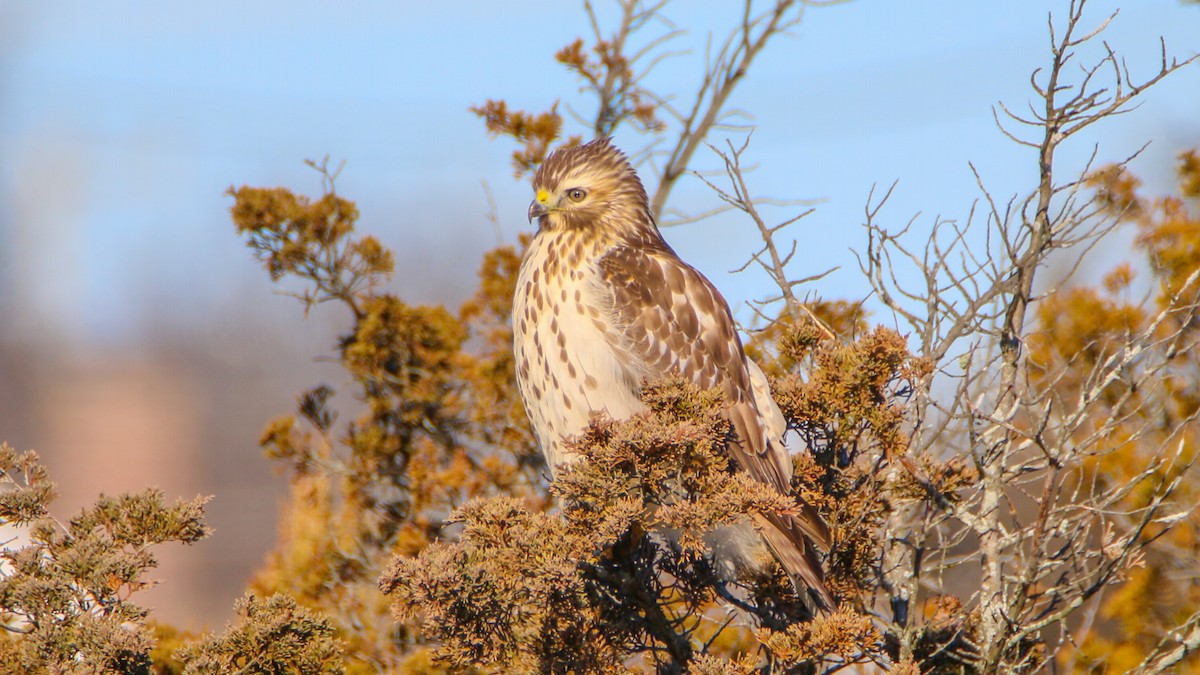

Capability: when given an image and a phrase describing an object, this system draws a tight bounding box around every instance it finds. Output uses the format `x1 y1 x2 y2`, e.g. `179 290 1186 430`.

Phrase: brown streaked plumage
513 137 834 611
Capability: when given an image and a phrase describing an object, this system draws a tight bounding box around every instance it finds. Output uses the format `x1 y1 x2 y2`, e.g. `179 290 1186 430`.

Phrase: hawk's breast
513 231 645 471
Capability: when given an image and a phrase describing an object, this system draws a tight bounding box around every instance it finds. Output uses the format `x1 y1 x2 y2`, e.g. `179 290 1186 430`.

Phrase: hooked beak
528 200 549 224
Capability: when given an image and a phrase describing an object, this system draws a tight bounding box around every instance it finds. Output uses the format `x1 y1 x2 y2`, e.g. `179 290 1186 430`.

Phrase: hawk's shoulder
596 242 745 393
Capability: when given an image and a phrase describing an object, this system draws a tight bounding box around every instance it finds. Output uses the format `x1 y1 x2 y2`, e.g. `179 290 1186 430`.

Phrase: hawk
513 137 833 611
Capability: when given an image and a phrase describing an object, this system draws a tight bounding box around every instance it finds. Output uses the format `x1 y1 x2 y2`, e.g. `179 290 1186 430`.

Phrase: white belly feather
513 235 644 472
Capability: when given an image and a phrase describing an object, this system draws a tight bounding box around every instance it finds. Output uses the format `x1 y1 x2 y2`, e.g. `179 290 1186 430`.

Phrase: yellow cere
536 188 549 204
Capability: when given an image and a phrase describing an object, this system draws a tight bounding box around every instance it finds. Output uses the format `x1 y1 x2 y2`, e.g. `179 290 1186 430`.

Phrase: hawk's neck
530 227 613 279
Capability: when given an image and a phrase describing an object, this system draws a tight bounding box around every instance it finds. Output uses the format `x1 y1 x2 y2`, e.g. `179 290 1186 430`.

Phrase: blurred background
0 1 1196 630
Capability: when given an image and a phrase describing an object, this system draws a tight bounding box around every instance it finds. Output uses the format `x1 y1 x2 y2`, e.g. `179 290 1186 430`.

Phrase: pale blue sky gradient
1 1 1197 343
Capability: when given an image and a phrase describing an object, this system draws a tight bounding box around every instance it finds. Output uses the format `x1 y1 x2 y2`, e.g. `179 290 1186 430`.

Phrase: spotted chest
513 231 645 472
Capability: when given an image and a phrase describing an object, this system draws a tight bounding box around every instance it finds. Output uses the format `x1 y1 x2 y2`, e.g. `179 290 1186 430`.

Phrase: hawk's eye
567 188 587 202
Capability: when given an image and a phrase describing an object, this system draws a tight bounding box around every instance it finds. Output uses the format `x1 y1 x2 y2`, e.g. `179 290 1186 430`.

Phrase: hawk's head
528 138 653 237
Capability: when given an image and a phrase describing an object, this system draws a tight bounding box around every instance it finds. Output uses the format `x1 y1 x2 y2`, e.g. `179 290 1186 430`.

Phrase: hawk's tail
755 511 837 613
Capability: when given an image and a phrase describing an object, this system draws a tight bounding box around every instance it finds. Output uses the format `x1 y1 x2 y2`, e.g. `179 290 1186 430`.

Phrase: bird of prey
513 137 833 611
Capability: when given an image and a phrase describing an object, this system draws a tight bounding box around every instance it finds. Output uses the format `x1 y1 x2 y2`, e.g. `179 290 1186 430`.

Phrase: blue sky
1 1 1197 347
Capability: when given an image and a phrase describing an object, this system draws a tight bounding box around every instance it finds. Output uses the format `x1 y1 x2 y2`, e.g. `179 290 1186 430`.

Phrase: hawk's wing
597 245 786 481
596 244 832 559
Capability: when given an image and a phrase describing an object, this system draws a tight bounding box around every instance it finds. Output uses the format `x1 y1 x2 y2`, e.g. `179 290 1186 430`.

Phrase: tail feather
755 512 836 613
734 358 836 613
